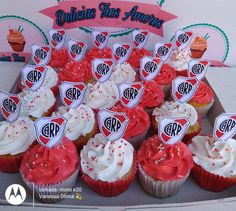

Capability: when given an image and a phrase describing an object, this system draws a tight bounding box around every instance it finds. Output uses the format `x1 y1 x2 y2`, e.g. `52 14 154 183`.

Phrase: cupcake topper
98 109 129 142
0 91 21 122
21 65 48 92
158 116 190 145
112 43 132 63
48 29 66 50
172 76 200 104
188 59 210 81
31 44 51 66
92 31 110 49
92 59 114 83
34 116 67 148
174 30 194 50
118 82 144 108
154 42 173 62
213 113 236 142
67 39 87 62
59 81 87 109
140 56 163 81
132 29 149 49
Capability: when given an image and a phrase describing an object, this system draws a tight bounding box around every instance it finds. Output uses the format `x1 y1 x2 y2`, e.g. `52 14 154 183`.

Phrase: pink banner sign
40 0 177 36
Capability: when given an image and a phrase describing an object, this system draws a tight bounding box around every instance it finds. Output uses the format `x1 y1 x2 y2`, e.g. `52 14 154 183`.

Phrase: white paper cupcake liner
20 168 79 203
138 164 189 198
127 129 149 149
194 99 214 118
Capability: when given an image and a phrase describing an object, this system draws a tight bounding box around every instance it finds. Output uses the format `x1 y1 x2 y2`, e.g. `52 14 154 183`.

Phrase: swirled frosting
108 62 136 85
48 47 70 69
152 101 198 126
138 135 193 181
140 80 164 108
0 117 35 155
112 103 150 139
189 135 236 177
154 64 177 86
84 81 119 110
53 105 95 141
86 47 112 61
7 29 25 44
20 137 79 184
80 133 134 182
190 36 207 51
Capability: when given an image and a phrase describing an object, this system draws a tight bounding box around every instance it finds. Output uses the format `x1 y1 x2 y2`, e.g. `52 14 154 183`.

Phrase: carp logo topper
213 113 236 142
175 30 194 50
34 116 67 148
113 43 132 63
59 82 86 109
31 44 51 66
172 77 200 104
154 42 173 62
68 40 87 62
118 82 144 108
21 65 47 92
188 60 210 81
0 91 21 122
158 117 190 145
132 30 149 49
98 109 129 141
49 28 66 49
92 31 110 49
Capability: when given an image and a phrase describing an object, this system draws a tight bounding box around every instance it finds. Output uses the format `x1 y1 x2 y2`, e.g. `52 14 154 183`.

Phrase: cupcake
152 101 201 143
127 48 152 70
53 105 98 151
188 81 214 117
137 135 193 198
20 137 79 203
189 135 236 192
58 58 93 83
84 81 119 111
167 48 191 77
7 27 25 52
140 80 164 114
48 47 71 69
19 87 56 121
80 133 137 197
0 117 35 173
190 36 207 59
18 66 60 95
86 47 112 62
111 103 150 148
153 64 177 98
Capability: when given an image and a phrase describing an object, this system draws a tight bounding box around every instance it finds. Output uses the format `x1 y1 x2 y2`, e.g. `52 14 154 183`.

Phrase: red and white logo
158 117 190 145
31 44 51 65
140 56 163 81
112 43 132 63
172 77 200 104
49 29 66 49
34 116 67 148
0 91 21 122
132 30 149 49
154 42 173 62
118 82 144 108
92 59 114 83
59 82 86 109
98 109 129 141
175 30 194 50
188 60 210 81
68 40 87 62
213 113 236 142
92 31 110 49
21 65 47 92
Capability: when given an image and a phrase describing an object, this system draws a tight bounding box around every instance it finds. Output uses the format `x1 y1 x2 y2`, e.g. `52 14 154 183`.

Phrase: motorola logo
5 184 26 205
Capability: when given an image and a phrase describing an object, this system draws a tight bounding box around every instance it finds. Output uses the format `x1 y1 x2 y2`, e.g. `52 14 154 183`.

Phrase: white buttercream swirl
189 135 236 177
80 133 134 182
0 117 35 155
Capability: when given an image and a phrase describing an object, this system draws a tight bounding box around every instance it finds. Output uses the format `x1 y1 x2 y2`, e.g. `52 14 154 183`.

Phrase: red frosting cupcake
86 47 112 61
48 48 70 69
111 103 150 148
58 58 94 83
127 48 152 70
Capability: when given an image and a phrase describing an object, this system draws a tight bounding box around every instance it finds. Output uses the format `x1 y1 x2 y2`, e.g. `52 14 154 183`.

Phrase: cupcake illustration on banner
7 26 26 52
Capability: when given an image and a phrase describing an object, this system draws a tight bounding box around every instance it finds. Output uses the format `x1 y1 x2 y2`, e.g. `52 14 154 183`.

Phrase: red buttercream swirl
86 47 112 61
111 103 150 139
154 64 177 86
189 81 214 104
140 80 164 108
59 58 93 82
127 48 152 69
137 135 193 181
48 48 70 69
20 138 79 185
